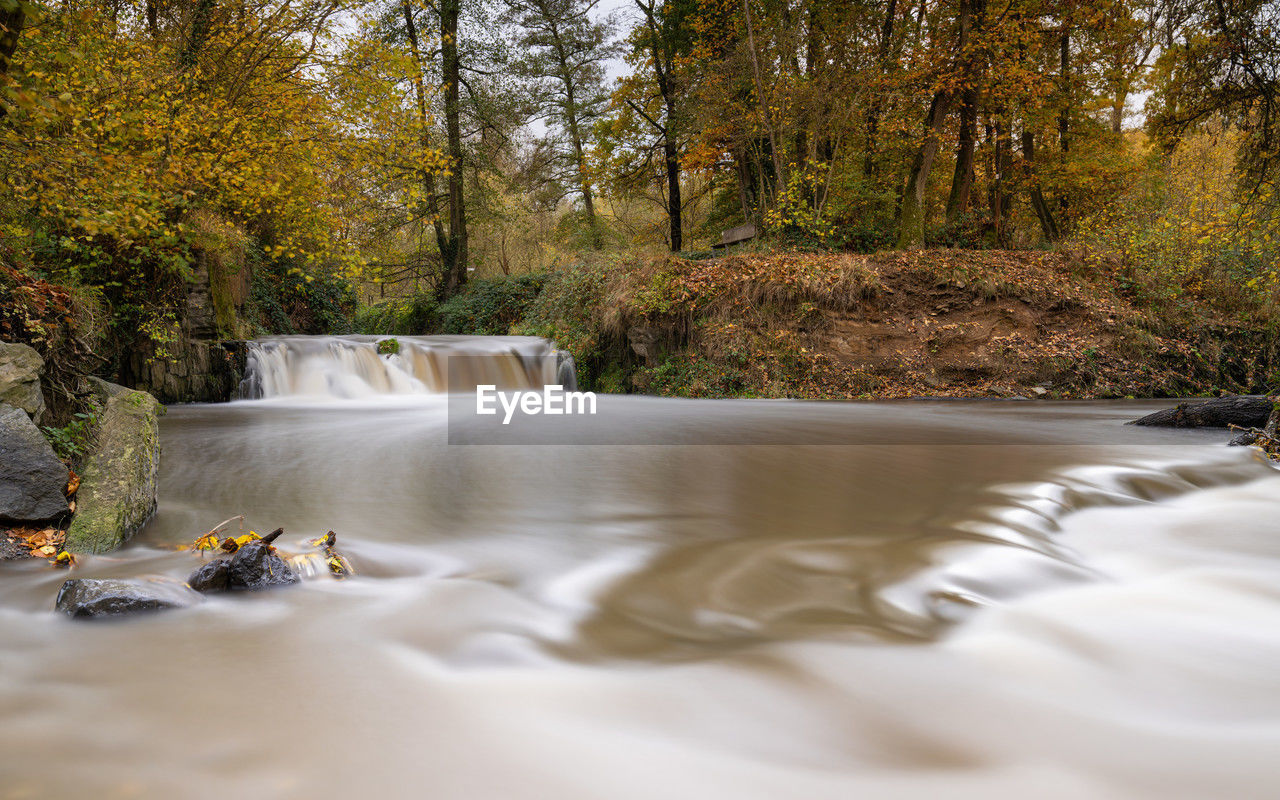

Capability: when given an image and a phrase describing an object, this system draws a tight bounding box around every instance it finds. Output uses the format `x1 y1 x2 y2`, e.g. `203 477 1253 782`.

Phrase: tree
1149 0 1280 192
630 0 694 252
509 0 617 249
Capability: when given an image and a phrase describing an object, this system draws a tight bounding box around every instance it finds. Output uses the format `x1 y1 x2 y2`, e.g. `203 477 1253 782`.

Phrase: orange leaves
2 527 74 566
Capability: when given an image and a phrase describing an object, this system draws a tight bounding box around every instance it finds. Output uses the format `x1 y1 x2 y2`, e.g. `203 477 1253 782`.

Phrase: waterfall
238 335 576 399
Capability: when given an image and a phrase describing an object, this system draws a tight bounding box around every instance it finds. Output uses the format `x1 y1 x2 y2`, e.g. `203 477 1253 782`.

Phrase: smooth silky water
3 335 1280 799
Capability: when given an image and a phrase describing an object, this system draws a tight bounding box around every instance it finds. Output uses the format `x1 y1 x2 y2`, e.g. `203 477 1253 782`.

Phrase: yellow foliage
0 1 447 287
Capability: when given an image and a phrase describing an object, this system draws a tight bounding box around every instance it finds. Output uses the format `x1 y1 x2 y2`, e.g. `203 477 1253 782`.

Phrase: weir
238 335 576 399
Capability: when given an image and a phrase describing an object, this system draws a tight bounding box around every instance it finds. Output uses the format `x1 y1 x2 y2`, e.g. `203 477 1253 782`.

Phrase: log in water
0 336 1277 799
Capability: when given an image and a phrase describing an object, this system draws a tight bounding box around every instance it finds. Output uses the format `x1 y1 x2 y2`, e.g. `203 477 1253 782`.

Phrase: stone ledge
63 379 162 554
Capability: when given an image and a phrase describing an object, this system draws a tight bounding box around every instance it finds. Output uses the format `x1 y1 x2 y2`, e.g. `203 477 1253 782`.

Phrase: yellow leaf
191 532 220 551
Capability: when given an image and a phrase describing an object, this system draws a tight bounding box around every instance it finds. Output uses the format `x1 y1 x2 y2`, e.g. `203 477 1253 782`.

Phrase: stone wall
122 248 251 403
126 338 246 404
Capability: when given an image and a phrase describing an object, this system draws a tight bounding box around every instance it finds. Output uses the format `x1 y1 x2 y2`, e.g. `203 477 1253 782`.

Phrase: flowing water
3 335 1280 799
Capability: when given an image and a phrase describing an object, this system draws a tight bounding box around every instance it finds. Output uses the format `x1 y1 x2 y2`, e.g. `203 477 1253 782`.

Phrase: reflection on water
2 395 1279 799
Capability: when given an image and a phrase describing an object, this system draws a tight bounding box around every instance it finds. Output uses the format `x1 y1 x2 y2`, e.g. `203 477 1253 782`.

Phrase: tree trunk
440 0 468 296
1057 26 1070 220
181 0 215 70
637 0 682 252
989 111 1013 245
946 90 977 225
897 89 952 249
400 0 448 273
663 96 682 252
946 0 983 225
1022 127 1060 242
558 50 601 249
864 0 899 178
734 147 756 224
742 0 783 190
1130 396 1273 429
146 0 158 36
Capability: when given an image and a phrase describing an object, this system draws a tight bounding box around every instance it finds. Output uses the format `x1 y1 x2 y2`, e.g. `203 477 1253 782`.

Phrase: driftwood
1129 395 1275 429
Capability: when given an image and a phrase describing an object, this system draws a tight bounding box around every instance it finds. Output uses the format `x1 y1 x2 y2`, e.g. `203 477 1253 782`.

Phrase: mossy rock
64 379 163 554
376 337 400 355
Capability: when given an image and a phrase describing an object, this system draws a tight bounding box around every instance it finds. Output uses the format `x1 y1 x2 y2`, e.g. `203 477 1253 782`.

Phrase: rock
1129 395 1273 428
187 533 298 593
55 577 203 619
1228 430 1258 447
224 539 298 590
0 404 70 523
627 326 661 366
64 380 162 554
187 558 231 592
0 342 46 423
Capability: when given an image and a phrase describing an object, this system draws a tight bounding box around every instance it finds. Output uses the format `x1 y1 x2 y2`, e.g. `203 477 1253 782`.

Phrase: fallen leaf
191 532 220 551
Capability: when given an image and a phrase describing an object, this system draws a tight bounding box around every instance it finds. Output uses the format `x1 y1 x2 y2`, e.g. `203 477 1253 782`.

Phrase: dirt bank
523 249 1278 399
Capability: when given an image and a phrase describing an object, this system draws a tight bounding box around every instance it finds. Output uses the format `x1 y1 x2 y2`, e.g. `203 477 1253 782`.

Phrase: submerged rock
56 577 203 619
187 531 298 593
64 379 162 554
0 404 70 523
0 341 46 423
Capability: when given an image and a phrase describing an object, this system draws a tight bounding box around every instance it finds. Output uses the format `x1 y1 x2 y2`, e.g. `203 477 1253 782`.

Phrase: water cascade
238 335 576 399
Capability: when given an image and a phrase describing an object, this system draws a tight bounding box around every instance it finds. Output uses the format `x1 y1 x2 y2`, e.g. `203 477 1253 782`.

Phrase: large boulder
64 379 162 554
0 404 70 523
56 577 202 619
0 342 46 423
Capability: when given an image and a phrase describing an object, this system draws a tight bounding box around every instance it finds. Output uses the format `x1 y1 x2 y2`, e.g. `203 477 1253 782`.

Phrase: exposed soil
620 250 1278 399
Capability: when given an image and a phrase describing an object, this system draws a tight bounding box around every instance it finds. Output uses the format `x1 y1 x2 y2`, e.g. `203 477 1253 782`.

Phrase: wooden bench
711 223 758 250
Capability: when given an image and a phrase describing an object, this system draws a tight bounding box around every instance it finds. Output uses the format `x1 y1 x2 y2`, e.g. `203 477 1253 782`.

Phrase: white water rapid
239 335 575 399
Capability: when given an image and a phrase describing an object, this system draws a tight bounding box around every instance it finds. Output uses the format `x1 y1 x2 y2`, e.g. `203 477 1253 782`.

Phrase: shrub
245 255 357 336
352 293 439 335
437 274 547 335
42 409 98 463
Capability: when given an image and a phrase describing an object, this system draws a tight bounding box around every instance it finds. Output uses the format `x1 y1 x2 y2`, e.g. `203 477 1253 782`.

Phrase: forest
2 0 1279 402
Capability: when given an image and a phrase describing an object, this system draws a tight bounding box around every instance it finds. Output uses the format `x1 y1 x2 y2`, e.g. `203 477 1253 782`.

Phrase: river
1 335 1278 799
